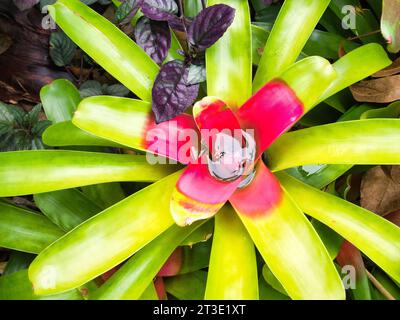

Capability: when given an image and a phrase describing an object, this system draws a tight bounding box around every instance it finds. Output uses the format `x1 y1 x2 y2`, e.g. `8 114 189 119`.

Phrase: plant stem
178 0 183 16
347 29 381 41
366 270 395 300
177 0 191 57
201 0 206 10
78 54 84 86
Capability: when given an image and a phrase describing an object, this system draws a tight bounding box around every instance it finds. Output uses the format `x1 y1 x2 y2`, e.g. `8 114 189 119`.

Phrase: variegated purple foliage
188 4 235 52
134 16 171 65
141 0 178 21
151 60 199 123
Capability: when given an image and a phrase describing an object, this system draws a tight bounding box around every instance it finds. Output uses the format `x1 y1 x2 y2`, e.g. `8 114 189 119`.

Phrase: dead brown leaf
350 75 400 103
338 41 346 58
0 1 73 103
385 211 400 226
372 57 400 78
0 33 12 55
360 166 400 216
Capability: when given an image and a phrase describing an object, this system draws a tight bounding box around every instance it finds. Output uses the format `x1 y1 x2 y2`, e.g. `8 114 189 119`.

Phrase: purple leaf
134 16 171 65
152 60 199 123
188 4 235 51
168 16 192 32
13 0 40 11
141 0 178 21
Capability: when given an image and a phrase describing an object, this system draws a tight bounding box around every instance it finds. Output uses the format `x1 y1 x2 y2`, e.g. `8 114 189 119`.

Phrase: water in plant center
206 130 256 187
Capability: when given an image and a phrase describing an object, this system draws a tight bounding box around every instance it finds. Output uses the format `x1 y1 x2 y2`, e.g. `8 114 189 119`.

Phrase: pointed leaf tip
188 4 236 52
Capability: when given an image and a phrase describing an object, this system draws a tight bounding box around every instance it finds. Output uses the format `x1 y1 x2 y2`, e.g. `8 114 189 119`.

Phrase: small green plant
0 0 399 300
0 103 50 151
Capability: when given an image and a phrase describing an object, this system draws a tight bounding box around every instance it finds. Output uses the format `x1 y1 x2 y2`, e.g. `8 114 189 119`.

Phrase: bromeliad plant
1 0 400 300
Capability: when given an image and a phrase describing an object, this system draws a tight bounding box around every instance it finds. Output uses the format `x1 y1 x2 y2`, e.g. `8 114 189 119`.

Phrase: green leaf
318 44 391 104
81 182 125 209
72 96 152 151
277 172 400 284
299 103 342 127
0 151 177 197
251 0 273 13
285 104 378 191
286 164 353 190
268 119 400 172
206 0 252 109
179 240 211 275
183 0 202 17
381 0 400 53
49 31 77 67
115 0 136 23
338 104 374 121
259 277 290 300
43 121 124 148
91 221 204 300
324 91 355 113
80 81 131 99
236 186 344 300
40 79 81 123
372 268 400 299
0 269 82 300
3 251 35 276
0 102 21 125
104 84 130 97
254 3 281 24
165 271 208 300
367 0 382 16
205 206 258 299
81 0 98 5
40 0 56 9
303 29 359 60
138 283 158 300
278 56 336 112
49 0 159 101
319 6 350 36
180 219 213 246
28 171 181 295
0 103 17 138
31 125 47 146
26 104 42 126
329 0 381 44
251 24 269 66
34 189 102 232
41 79 129 215
311 219 343 260
79 80 103 98
0 201 64 254
361 101 400 119
253 0 331 91
165 30 183 62
262 264 287 296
